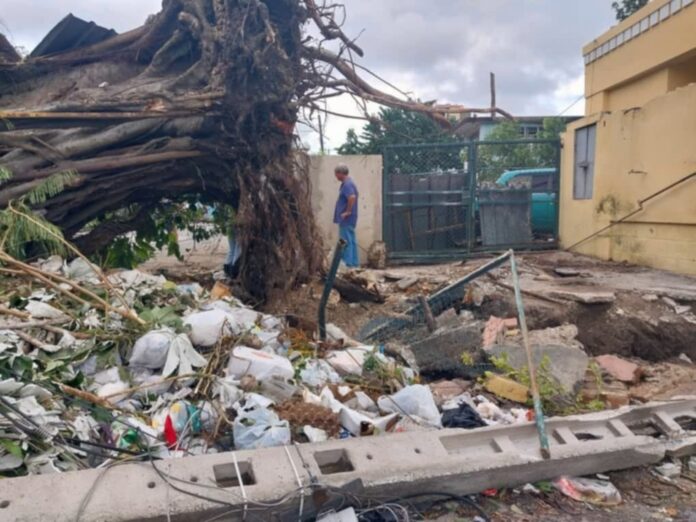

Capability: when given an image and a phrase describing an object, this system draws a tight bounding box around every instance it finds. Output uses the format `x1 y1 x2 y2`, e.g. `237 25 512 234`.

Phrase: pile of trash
0 256 532 477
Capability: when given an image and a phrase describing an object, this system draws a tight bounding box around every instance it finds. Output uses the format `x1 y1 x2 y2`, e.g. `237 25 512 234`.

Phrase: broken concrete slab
581 379 630 408
549 289 616 304
595 355 643 384
409 323 484 379
487 326 589 392
528 324 583 349
663 296 692 315
396 276 420 290
553 267 592 278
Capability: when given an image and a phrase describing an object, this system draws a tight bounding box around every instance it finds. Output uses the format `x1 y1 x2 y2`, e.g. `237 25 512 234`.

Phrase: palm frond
0 203 67 258
26 170 78 205
0 166 12 184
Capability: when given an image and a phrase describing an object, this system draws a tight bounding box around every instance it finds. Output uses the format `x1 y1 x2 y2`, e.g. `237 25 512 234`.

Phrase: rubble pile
0 256 536 478
1 253 694 485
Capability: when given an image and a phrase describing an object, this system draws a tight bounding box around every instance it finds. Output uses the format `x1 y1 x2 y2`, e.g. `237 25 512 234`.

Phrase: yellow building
560 0 696 275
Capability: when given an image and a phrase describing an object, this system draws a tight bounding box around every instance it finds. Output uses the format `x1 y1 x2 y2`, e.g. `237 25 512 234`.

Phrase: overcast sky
0 1 616 151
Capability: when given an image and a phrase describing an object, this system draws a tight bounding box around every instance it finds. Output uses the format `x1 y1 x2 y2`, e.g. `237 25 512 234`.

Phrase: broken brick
595 355 643 384
483 316 518 348
484 375 530 403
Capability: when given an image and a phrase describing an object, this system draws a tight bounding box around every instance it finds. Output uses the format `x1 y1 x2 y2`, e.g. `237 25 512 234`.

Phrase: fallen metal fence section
2 399 695 521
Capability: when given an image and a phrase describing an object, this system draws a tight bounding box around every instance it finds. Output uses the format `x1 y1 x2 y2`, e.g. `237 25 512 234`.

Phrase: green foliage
363 353 382 373
336 128 363 155
337 107 457 155
0 439 23 459
460 352 475 366
490 352 569 414
0 170 76 258
612 0 648 21
26 171 77 205
0 166 12 184
139 306 184 330
0 202 68 258
490 353 608 415
99 200 230 269
477 117 565 182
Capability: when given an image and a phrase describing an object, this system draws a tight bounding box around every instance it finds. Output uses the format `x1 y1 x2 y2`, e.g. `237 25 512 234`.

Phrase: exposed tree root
0 0 510 302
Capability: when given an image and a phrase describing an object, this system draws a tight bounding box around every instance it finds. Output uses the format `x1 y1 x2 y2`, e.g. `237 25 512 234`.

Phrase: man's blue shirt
333 177 359 227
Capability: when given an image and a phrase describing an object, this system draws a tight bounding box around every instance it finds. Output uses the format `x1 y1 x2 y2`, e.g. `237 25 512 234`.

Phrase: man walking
333 164 359 267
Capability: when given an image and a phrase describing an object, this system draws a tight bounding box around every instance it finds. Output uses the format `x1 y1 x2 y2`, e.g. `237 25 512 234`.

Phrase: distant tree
337 107 456 155
477 117 567 182
612 0 649 21
336 128 363 155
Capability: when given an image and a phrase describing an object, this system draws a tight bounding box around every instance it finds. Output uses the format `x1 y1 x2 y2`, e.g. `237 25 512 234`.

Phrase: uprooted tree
0 0 509 301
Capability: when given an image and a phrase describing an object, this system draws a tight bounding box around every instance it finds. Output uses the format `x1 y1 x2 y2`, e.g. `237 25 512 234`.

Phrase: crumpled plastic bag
554 476 622 506
325 346 375 375
25 301 68 321
233 396 290 449
162 334 207 377
130 367 173 399
184 309 232 347
300 359 341 388
63 257 100 282
441 402 487 429
129 329 174 369
213 377 243 409
378 384 442 427
227 346 294 381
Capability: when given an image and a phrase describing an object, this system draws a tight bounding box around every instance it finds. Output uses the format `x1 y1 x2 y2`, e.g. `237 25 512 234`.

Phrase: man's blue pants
339 225 359 267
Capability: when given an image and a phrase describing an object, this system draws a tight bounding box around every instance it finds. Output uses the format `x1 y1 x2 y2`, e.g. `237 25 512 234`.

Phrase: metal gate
383 139 561 261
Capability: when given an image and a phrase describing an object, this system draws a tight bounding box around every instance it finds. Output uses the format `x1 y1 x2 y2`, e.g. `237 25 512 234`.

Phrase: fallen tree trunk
0 0 510 302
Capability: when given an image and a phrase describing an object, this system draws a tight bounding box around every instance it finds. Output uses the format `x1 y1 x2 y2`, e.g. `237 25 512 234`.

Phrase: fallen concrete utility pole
2 399 695 521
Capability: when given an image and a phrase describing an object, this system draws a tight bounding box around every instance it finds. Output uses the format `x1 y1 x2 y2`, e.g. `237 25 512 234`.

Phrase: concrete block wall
308 154 383 264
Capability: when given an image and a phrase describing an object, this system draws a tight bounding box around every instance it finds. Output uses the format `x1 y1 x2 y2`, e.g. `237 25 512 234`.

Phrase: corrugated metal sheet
0 34 21 64
30 14 117 58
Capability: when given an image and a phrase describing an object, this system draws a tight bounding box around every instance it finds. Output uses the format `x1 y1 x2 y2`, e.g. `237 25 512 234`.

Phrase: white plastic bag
25 301 68 321
63 258 100 282
325 346 374 375
300 359 341 388
213 377 243 409
227 346 294 381
378 385 442 427
129 329 173 369
184 309 231 347
162 334 207 377
233 398 290 449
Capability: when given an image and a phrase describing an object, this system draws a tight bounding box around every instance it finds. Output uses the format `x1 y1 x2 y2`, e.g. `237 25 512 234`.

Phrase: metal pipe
318 239 347 340
363 250 512 342
509 250 551 460
566 171 696 252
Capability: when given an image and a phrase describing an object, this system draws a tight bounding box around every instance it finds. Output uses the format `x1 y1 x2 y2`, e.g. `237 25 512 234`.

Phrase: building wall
308 154 383 263
583 0 696 113
559 83 696 275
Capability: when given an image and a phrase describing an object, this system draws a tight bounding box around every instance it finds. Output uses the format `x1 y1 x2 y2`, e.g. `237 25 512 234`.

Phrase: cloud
1 0 615 151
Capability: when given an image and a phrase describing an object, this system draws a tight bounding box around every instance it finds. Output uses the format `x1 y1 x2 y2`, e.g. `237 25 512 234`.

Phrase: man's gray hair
334 164 349 175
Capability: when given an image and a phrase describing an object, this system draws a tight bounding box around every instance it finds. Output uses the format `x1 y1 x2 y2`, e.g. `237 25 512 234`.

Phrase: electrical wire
386 491 490 522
